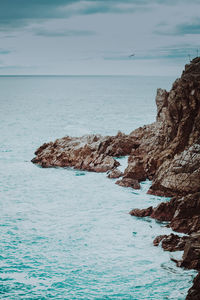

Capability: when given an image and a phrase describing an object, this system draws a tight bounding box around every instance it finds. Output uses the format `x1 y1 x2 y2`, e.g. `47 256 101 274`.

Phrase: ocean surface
0 75 197 299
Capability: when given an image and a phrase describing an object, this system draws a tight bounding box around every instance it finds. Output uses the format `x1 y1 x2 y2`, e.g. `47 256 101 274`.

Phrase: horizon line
0 74 174 77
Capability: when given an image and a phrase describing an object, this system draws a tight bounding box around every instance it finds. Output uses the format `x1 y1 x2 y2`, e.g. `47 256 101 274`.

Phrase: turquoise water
0 76 196 299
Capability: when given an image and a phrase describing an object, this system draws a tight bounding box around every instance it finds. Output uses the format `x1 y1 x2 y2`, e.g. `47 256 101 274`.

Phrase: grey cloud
155 19 200 36
0 48 11 54
0 0 193 31
34 28 96 37
104 45 199 61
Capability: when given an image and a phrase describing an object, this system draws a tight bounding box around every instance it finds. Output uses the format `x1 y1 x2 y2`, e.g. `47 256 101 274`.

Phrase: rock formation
32 132 138 172
32 58 200 298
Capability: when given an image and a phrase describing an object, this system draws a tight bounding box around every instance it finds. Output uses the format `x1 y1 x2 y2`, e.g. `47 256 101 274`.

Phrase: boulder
153 233 188 251
107 168 123 179
116 178 140 189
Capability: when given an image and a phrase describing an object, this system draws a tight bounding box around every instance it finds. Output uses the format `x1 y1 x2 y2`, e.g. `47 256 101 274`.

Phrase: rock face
32 132 138 173
107 168 123 179
32 58 200 297
153 233 188 251
115 178 140 189
186 272 200 300
123 58 200 197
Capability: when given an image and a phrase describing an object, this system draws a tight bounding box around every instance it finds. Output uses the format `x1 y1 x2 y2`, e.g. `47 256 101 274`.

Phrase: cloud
0 48 11 54
0 0 189 31
34 28 96 37
174 21 200 35
155 19 200 36
103 45 199 61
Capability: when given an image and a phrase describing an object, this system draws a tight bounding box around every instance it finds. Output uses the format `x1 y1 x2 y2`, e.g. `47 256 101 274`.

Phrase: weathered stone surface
186 272 200 300
151 198 177 221
32 132 138 172
129 206 153 217
134 193 200 234
116 178 140 189
107 168 123 179
170 193 200 234
153 233 188 251
126 58 200 196
150 143 200 196
179 232 200 271
32 58 200 297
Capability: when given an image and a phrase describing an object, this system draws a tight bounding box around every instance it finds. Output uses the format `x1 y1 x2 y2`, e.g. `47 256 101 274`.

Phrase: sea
0 75 197 299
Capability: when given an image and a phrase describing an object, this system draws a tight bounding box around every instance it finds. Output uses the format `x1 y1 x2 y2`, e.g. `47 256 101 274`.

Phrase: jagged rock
32 133 138 172
123 155 147 181
170 193 200 234
186 272 200 300
130 192 200 235
126 58 200 196
151 198 177 221
107 168 123 179
179 232 200 270
129 206 153 217
150 143 200 196
153 233 188 251
32 58 200 297
116 178 140 189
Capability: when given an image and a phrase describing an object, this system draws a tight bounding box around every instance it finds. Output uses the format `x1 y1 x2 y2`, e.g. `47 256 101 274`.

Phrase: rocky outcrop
115 178 140 189
32 58 200 298
186 272 200 300
129 206 153 217
129 193 200 234
107 168 123 179
121 58 200 197
153 233 189 251
32 132 138 173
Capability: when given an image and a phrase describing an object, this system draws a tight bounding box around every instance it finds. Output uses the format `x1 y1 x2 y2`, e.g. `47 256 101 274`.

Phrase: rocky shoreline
32 58 200 299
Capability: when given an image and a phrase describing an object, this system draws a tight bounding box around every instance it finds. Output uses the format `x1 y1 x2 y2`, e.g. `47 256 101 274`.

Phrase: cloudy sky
0 0 200 75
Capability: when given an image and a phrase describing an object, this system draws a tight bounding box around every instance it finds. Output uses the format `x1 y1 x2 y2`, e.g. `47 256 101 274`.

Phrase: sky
0 0 200 75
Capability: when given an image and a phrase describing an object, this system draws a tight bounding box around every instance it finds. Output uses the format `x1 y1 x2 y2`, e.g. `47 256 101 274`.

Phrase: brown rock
153 233 188 251
124 155 146 181
151 199 177 221
31 133 137 172
107 168 123 179
170 193 200 234
129 206 153 217
116 178 140 189
186 272 200 300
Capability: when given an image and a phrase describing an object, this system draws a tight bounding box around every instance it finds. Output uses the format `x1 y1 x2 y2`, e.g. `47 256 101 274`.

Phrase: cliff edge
32 58 200 298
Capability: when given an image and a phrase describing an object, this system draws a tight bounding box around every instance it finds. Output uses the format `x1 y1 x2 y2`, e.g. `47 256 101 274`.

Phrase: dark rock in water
151 198 177 221
123 155 147 181
186 272 200 300
32 132 138 172
169 193 200 234
129 206 153 217
180 232 200 270
133 192 200 234
107 168 123 179
116 178 140 189
153 233 188 251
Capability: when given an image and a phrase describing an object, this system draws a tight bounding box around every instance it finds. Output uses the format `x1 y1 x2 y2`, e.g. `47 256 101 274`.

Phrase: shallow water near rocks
0 76 197 299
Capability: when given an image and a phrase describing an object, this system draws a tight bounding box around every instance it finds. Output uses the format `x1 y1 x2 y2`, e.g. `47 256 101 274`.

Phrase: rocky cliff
32 57 200 298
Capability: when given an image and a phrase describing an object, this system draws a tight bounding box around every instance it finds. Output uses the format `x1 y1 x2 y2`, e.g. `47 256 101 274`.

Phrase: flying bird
129 53 135 57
